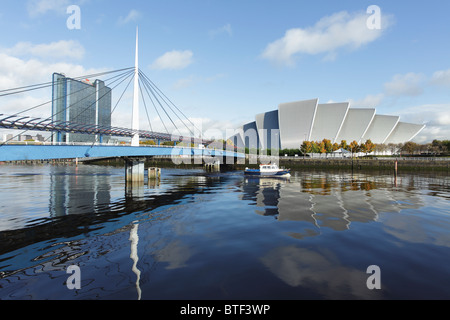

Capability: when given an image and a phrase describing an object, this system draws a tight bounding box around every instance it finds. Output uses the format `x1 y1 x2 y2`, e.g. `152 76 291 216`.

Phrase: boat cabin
260 164 278 170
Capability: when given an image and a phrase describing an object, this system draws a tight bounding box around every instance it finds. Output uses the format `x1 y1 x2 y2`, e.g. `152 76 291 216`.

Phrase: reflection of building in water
242 172 425 238
49 166 111 217
242 178 283 217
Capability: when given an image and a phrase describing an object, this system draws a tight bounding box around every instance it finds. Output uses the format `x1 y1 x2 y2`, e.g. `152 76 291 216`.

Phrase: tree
322 139 333 154
402 141 419 155
349 140 360 157
300 141 313 154
361 139 375 156
339 140 348 150
332 142 340 152
311 141 320 153
387 143 398 155
141 139 156 145
317 141 326 154
374 143 387 155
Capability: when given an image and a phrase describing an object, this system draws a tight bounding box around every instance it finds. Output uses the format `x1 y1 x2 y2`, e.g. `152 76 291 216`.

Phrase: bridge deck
0 145 244 162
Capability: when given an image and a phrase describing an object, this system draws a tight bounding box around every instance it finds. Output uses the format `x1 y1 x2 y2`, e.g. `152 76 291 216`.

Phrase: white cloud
4 40 85 61
261 10 393 66
118 9 142 25
27 0 70 17
384 72 426 97
395 104 450 143
0 52 105 119
27 0 90 17
430 69 450 88
150 50 194 70
346 93 384 108
209 24 233 38
172 76 195 90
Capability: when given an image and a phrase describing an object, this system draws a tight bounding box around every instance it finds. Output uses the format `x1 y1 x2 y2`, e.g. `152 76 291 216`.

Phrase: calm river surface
0 164 448 300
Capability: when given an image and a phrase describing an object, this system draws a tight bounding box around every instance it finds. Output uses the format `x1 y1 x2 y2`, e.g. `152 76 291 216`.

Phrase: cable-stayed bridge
0 32 244 180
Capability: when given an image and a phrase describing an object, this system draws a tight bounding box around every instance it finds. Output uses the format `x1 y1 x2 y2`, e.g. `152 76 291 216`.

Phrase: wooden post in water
394 160 398 186
394 160 398 176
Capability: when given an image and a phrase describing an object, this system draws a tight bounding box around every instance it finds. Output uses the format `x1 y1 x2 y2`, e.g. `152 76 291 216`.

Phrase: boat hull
244 169 291 177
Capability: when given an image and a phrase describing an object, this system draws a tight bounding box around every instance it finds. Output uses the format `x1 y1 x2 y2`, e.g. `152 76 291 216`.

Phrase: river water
0 164 448 300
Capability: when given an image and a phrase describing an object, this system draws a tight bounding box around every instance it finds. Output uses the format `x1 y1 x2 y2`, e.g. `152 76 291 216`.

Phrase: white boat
244 163 291 177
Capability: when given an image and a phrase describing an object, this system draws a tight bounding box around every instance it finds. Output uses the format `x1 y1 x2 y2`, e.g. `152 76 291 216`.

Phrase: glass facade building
52 73 112 143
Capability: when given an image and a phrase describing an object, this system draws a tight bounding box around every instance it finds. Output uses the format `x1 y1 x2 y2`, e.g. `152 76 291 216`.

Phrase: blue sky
1 0 450 142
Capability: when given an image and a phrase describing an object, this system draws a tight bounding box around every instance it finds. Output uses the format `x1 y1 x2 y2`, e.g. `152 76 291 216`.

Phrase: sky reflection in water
0 164 449 300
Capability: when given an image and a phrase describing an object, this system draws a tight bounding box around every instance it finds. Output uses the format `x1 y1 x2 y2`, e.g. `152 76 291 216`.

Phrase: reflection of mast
129 223 142 300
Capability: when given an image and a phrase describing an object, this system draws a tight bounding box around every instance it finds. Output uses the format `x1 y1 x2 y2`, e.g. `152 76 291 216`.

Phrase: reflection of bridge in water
242 172 428 238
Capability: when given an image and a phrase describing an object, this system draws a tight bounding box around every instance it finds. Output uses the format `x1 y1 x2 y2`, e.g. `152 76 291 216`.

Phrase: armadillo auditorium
230 98 425 150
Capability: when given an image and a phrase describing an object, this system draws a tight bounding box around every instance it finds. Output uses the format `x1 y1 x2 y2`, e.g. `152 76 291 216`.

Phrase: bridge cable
14 69 135 117
138 73 169 134
139 71 196 138
139 72 181 137
139 71 201 137
34 69 135 145
0 67 134 98
138 79 153 133
85 70 137 148
0 69 135 146
49 69 136 144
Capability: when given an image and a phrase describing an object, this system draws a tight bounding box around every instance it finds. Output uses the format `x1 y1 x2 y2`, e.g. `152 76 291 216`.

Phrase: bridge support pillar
125 157 146 183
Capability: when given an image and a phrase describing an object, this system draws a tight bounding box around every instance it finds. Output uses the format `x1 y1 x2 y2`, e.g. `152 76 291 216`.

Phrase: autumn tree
332 142 340 151
317 141 326 154
361 139 375 155
349 140 360 157
339 140 348 151
322 139 333 154
300 141 313 154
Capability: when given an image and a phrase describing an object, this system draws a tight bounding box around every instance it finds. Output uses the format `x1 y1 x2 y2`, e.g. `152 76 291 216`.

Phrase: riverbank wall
274 158 450 171
2 156 449 171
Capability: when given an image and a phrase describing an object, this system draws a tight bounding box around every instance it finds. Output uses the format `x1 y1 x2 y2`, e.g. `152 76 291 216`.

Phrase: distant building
230 98 425 150
52 73 112 143
2 133 46 142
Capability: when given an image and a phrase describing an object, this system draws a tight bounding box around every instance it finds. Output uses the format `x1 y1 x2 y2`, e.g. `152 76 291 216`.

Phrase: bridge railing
0 140 220 150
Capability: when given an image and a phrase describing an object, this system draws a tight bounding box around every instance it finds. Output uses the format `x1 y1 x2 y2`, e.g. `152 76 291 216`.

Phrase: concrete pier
148 167 161 179
125 157 146 183
205 159 221 172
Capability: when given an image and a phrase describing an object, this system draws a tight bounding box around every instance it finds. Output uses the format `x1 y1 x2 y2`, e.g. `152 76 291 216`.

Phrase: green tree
310 141 319 153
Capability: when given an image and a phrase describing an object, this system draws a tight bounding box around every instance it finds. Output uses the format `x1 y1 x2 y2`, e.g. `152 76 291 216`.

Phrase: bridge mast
131 27 140 147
